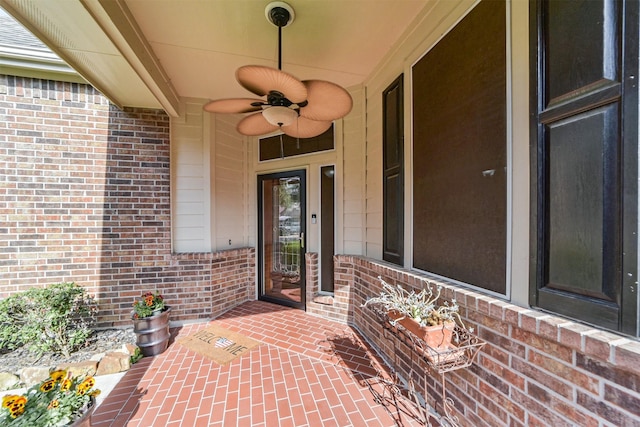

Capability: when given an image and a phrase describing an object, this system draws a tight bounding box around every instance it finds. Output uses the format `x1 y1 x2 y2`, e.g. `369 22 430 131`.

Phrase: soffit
0 0 428 117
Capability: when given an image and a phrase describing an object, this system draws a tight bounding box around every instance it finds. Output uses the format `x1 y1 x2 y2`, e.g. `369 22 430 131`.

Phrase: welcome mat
177 325 261 365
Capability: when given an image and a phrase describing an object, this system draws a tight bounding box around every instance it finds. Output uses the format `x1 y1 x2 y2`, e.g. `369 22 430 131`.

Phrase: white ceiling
0 0 428 116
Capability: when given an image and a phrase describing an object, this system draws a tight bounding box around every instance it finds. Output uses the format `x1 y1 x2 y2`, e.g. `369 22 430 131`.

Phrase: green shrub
130 346 143 364
0 283 98 357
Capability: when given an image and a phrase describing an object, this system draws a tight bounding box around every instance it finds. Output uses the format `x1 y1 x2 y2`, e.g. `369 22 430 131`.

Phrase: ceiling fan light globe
262 106 298 126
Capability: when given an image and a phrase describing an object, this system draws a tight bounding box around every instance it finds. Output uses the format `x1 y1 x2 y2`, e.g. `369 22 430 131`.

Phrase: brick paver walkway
91 300 427 426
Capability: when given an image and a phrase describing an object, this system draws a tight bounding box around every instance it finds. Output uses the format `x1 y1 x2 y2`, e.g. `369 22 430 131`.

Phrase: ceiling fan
203 1 353 139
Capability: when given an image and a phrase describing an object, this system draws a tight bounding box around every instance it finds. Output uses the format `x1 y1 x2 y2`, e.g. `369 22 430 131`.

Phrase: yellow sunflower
60 378 72 392
8 396 27 418
81 377 96 388
40 379 56 392
76 377 95 395
49 370 67 381
2 395 19 408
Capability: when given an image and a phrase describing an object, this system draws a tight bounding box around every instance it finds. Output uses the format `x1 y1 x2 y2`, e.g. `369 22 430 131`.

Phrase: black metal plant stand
369 305 486 426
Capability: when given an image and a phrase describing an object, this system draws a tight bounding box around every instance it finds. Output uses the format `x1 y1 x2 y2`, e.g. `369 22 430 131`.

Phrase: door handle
300 232 304 249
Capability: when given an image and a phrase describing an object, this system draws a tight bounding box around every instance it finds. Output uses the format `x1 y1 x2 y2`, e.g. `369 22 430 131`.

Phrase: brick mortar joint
170 247 256 262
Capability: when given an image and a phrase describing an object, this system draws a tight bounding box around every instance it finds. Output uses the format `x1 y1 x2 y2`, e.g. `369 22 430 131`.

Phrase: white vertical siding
342 85 366 255
172 102 247 253
171 100 210 252
246 138 257 249
365 89 383 259
214 114 247 250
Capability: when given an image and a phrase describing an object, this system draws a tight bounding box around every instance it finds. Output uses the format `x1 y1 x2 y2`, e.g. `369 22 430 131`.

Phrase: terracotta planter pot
132 307 171 356
387 310 455 349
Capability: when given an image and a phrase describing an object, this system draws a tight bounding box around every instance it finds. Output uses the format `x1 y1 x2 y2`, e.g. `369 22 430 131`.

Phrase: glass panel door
258 170 306 309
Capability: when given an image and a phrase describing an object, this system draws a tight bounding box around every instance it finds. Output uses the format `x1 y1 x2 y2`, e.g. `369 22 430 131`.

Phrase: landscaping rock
96 351 130 376
0 372 20 391
0 328 136 377
0 328 140 395
20 367 50 387
57 360 98 378
123 343 138 356
90 352 106 362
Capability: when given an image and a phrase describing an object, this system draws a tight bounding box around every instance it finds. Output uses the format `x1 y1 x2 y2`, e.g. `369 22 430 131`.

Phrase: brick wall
336 255 640 427
305 253 351 323
304 252 319 307
0 75 255 326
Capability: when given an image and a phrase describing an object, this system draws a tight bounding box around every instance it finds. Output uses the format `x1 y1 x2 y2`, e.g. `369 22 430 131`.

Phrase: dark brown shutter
383 75 404 266
530 0 638 334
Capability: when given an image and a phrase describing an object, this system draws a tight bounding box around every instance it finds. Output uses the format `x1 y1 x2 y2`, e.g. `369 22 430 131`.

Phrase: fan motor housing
267 91 293 107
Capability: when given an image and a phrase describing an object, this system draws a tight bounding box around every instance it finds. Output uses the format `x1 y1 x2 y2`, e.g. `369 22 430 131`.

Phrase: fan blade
236 65 307 104
299 80 353 121
236 112 279 136
281 116 332 138
203 98 264 114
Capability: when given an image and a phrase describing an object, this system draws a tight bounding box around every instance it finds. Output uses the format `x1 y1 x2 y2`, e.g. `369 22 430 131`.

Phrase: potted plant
132 291 171 357
363 277 467 350
0 370 99 426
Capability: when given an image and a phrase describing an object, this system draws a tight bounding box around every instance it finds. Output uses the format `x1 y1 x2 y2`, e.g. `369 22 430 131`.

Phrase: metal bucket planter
69 397 96 427
133 307 171 356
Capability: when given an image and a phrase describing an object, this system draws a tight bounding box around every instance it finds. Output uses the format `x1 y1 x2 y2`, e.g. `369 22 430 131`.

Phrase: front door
258 170 306 309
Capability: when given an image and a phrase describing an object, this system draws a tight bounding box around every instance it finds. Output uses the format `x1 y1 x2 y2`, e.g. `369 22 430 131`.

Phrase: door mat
177 325 261 365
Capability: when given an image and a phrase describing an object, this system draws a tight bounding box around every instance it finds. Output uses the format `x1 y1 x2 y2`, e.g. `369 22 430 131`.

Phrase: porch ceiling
0 0 428 117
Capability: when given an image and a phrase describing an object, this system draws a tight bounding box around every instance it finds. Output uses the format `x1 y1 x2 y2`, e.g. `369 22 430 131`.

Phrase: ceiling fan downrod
266 2 295 70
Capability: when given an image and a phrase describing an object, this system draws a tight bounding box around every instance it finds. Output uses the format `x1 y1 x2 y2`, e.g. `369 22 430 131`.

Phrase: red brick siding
304 252 319 304
336 255 640 427
1 75 255 326
305 253 352 323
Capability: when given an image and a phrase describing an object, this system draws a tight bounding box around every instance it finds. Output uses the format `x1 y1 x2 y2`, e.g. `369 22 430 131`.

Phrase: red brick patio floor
90 300 429 426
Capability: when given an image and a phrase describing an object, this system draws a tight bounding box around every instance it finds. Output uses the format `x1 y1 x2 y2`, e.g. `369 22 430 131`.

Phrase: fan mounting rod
265 2 295 70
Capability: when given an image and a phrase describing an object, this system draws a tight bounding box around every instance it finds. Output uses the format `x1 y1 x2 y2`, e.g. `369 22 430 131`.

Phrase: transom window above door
259 125 334 161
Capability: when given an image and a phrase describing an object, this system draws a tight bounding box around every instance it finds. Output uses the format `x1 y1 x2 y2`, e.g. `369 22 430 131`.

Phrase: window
412 0 507 294
320 166 335 292
259 125 334 161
